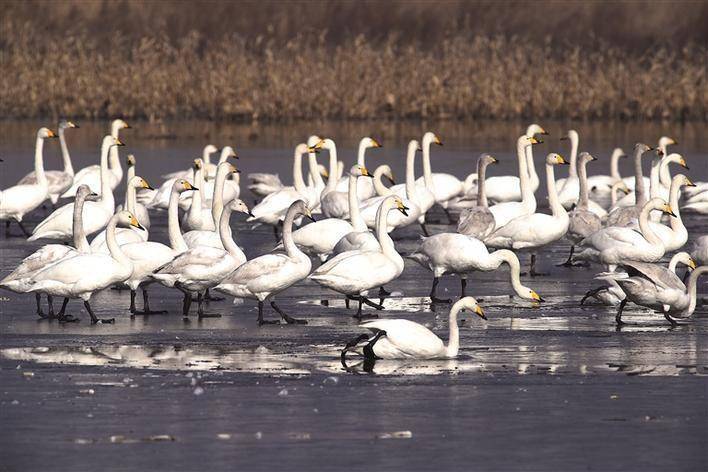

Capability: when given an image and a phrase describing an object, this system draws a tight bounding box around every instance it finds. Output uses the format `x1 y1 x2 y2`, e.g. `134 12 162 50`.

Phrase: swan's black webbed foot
271 301 307 324
353 312 379 320
320 299 329 306
204 289 224 302
57 314 79 323
664 312 678 326
430 296 452 304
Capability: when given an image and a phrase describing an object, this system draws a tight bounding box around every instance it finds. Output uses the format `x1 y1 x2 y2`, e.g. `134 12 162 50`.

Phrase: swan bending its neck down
575 198 676 270
26 211 144 324
215 200 315 325
457 154 497 239
408 232 542 303
341 297 486 360
310 195 409 318
485 153 570 276
0 127 57 235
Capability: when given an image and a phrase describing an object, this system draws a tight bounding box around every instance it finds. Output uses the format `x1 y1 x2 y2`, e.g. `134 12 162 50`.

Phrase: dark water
1 120 708 471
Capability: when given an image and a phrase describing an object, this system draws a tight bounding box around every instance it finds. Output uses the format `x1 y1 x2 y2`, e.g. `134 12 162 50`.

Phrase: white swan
89 174 152 252
341 297 485 360
25 211 144 324
0 127 57 236
575 198 675 269
0 185 98 319
316 138 346 217
484 126 545 203
151 197 249 319
215 200 315 325
619 136 673 194
587 148 626 194
456 154 497 239
487 135 539 228
604 143 655 227
559 152 602 266
30 135 122 241
310 195 409 318
282 166 372 261
17 120 78 204
61 119 130 196
390 139 435 227
332 137 382 200
413 132 463 219
408 233 543 303
486 153 570 276
179 146 239 211
116 155 151 230
581 251 695 307
555 129 580 204
181 159 213 231
612 259 706 326
162 144 218 180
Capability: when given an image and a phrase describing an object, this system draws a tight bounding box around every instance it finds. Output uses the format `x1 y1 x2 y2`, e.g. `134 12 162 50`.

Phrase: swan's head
408 139 422 154
375 164 396 185
673 252 697 271
217 162 240 178
665 153 689 170
130 176 154 191
674 174 695 189
294 143 314 157
126 154 136 167
560 129 579 143
519 135 540 147
59 120 79 130
389 195 410 216
313 138 335 151
102 135 124 150
203 144 219 156
649 198 676 218
227 198 254 218
578 152 597 165
634 143 654 156
612 181 631 195
220 146 238 160
291 200 315 222
350 165 373 178
38 127 57 139
546 153 569 166
456 296 486 320
612 148 627 159
75 184 100 202
111 119 130 136
422 131 443 147
659 136 678 148
525 124 548 137
521 287 543 303
480 154 498 167
116 210 145 231
193 158 203 170
307 135 322 148
174 179 198 193
362 137 382 149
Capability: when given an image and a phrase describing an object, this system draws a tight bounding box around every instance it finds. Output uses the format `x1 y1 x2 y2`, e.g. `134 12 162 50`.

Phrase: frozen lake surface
1 120 707 471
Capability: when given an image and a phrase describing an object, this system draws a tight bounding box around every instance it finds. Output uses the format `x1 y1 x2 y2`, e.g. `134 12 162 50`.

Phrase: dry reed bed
1 25 706 122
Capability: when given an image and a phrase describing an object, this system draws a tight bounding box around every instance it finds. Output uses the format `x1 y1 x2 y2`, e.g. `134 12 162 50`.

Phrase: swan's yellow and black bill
130 215 145 231
433 135 443 146
371 138 383 148
126 155 136 166
183 181 198 191
490 156 499 164
46 129 58 138
306 146 320 154
662 203 677 218
313 139 327 150
556 154 570 165
114 138 125 146
361 166 373 177
529 136 541 144
685 177 696 187
385 172 396 185
679 157 689 169
530 291 543 302
688 258 697 270
142 179 155 191
68 121 79 128
474 305 486 320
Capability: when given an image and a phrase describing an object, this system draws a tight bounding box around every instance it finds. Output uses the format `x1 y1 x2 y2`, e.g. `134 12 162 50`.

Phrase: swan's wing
226 253 290 282
620 261 685 291
155 246 224 273
457 208 495 237
247 173 281 186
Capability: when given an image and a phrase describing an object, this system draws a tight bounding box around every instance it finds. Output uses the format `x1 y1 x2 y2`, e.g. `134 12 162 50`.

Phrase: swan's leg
460 277 467 298
360 297 384 310
341 334 370 362
56 298 78 322
47 295 54 318
351 296 378 320
529 254 548 277
557 245 575 267
16 220 32 238
443 207 456 224
197 292 221 318
35 293 48 319
181 291 192 319
615 299 627 326
663 312 678 326
344 297 350 309
271 301 307 324
84 300 114 324
204 288 224 302
378 286 391 296
129 290 137 313
429 277 451 304
363 330 387 360
419 223 430 237
4 220 10 236
257 301 279 325
580 287 602 306
132 288 168 315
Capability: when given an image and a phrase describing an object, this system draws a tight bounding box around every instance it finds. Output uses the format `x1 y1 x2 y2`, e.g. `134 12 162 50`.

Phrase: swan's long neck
324 144 339 194
659 150 672 187
72 194 90 253
307 152 325 189
168 190 188 252
218 206 242 259
292 149 306 193
282 206 303 258
633 148 647 207
405 145 417 201
357 141 367 166
610 149 622 181
125 181 136 214
611 183 623 206
667 177 684 232
58 128 74 176
189 167 204 221
422 138 434 189
638 203 663 247
516 140 532 205
477 160 489 208
546 163 565 217
568 134 579 177
668 253 683 273
203 147 213 166
685 267 708 316
211 167 228 227
99 143 115 209
108 130 122 178
373 168 393 196
577 159 590 210
375 199 397 260
525 144 539 187
105 217 130 266
444 300 465 358
34 135 47 186
491 249 526 297
649 155 662 200
348 174 367 232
